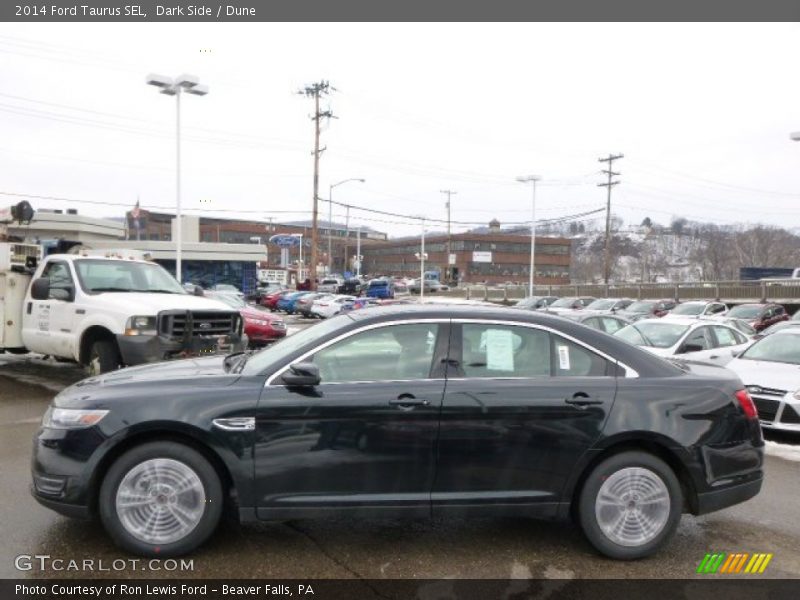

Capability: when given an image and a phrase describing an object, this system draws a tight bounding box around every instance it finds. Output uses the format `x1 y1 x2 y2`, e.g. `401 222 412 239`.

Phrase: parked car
752 319 800 339
249 282 286 303
262 289 294 311
663 301 728 319
318 277 343 294
540 296 596 315
310 294 356 319
277 291 313 314
408 279 449 294
338 278 364 296
581 298 633 315
726 303 789 332
725 328 800 433
615 299 678 321
295 293 332 318
561 313 631 334
32 305 763 559
514 296 559 310
708 317 758 338
211 283 245 301
365 278 395 299
614 317 751 365
341 297 380 313
206 292 286 347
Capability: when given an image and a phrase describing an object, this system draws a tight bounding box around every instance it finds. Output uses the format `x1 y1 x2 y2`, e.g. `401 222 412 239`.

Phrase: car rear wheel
578 451 682 560
99 441 223 557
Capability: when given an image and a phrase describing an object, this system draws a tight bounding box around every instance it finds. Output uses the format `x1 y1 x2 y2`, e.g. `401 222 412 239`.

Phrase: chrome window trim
265 316 639 387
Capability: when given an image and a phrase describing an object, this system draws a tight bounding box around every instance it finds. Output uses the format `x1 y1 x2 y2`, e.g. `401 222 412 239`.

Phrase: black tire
86 339 121 375
578 451 682 560
99 441 223 557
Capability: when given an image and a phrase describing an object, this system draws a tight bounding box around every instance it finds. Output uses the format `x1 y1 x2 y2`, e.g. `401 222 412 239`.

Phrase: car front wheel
99 441 223 557
578 451 682 560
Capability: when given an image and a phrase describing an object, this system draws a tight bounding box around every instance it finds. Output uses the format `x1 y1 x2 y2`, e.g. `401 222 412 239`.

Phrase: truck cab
3 248 245 374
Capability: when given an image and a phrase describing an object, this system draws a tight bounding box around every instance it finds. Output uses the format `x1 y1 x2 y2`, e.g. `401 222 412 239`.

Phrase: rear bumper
695 474 763 515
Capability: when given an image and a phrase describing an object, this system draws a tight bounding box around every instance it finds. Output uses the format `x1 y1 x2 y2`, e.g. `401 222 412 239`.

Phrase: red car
207 292 286 347
262 289 294 311
727 303 789 332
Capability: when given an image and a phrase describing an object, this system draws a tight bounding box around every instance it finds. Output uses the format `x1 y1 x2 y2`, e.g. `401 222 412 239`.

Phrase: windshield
585 299 615 310
671 303 704 316
212 294 246 309
625 301 655 313
728 305 763 319
241 316 348 375
615 322 689 348
740 333 800 365
549 297 576 308
74 259 185 294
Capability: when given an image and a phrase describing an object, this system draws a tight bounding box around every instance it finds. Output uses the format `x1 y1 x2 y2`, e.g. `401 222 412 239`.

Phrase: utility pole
355 226 362 278
440 190 456 282
300 81 335 289
343 204 350 275
598 153 623 284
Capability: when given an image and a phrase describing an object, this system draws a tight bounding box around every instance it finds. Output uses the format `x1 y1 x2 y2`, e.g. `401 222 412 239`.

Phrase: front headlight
124 315 157 336
42 407 109 429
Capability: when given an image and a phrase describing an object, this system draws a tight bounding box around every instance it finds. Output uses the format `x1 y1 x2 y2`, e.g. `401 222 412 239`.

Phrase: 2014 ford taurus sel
31 305 764 559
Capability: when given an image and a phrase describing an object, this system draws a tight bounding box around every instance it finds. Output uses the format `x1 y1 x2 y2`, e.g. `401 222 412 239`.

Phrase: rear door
432 321 618 518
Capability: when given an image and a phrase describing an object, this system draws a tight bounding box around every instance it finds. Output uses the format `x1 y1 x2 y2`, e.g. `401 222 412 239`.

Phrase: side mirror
30 278 50 300
680 343 704 354
282 362 321 387
194 285 204 296
49 286 75 302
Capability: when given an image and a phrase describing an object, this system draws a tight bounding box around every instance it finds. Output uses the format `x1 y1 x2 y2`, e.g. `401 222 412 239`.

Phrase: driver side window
311 323 440 383
42 262 74 300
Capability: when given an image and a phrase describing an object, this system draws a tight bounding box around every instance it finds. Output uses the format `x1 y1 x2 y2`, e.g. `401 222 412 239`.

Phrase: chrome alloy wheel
115 458 206 545
594 467 670 547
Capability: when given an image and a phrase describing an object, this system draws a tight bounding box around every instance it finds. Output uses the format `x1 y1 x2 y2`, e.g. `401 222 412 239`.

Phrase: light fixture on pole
329 178 365 274
516 175 541 298
415 217 427 302
146 73 209 283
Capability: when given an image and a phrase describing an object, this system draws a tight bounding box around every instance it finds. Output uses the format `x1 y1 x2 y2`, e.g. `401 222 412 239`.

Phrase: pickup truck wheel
578 451 682 560
87 339 121 375
99 441 223 557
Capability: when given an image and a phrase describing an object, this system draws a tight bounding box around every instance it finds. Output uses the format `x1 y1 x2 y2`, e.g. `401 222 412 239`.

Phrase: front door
432 322 618 518
255 321 450 519
21 260 76 357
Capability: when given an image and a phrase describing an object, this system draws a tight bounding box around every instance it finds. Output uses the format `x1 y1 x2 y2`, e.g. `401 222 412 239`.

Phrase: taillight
735 389 758 420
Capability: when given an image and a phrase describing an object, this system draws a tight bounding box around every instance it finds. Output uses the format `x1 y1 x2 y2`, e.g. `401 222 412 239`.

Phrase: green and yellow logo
697 552 773 574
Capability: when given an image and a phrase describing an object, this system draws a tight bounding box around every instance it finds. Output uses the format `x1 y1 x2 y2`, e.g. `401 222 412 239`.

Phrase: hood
80 355 230 386
241 306 278 321
90 292 233 315
726 358 800 392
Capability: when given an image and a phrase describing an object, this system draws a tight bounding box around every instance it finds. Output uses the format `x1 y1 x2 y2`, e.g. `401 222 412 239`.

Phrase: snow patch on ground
764 440 800 463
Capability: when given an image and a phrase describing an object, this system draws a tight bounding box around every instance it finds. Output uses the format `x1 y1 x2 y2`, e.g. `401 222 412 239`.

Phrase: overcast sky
2 22 800 237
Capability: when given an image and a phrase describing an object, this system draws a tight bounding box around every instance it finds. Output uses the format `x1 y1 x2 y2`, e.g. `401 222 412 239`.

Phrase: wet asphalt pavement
1 314 799 580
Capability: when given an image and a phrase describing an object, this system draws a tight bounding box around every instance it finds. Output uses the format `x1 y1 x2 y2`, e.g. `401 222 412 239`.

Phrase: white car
310 294 355 319
614 317 751 366
663 300 728 319
725 329 800 432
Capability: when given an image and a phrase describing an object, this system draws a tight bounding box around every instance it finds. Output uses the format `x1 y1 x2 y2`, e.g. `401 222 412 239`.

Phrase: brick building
360 230 571 285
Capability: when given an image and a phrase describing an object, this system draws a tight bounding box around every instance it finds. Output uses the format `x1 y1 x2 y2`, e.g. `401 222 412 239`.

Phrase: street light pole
329 178 365 274
355 226 362 278
516 175 541 298
146 73 208 283
420 218 426 303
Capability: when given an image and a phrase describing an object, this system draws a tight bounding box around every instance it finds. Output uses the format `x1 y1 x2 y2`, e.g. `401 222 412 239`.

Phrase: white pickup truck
0 243 245 374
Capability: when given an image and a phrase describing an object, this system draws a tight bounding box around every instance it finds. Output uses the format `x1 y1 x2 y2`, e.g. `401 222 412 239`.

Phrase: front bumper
117 332 245 366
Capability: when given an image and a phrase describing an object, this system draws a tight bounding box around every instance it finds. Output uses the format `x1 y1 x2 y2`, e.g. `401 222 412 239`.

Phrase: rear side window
601 317 626 334
459 324 615 378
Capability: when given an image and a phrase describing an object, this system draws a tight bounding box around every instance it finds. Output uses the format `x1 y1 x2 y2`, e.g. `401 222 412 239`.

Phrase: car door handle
564 393 603 408
389 394 430 410
709 355 719 359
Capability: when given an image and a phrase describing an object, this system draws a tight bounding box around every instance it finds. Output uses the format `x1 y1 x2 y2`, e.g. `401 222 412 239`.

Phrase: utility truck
1 205 245 374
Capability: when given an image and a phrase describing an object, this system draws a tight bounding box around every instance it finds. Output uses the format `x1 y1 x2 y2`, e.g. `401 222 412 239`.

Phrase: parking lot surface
2 312 800 580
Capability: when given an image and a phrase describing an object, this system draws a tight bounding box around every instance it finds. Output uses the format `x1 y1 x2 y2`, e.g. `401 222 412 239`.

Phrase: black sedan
32 305 764 560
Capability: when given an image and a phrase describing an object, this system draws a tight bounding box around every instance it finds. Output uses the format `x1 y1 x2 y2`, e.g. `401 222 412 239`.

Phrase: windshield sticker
558 345 571 370
485 328 514 371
